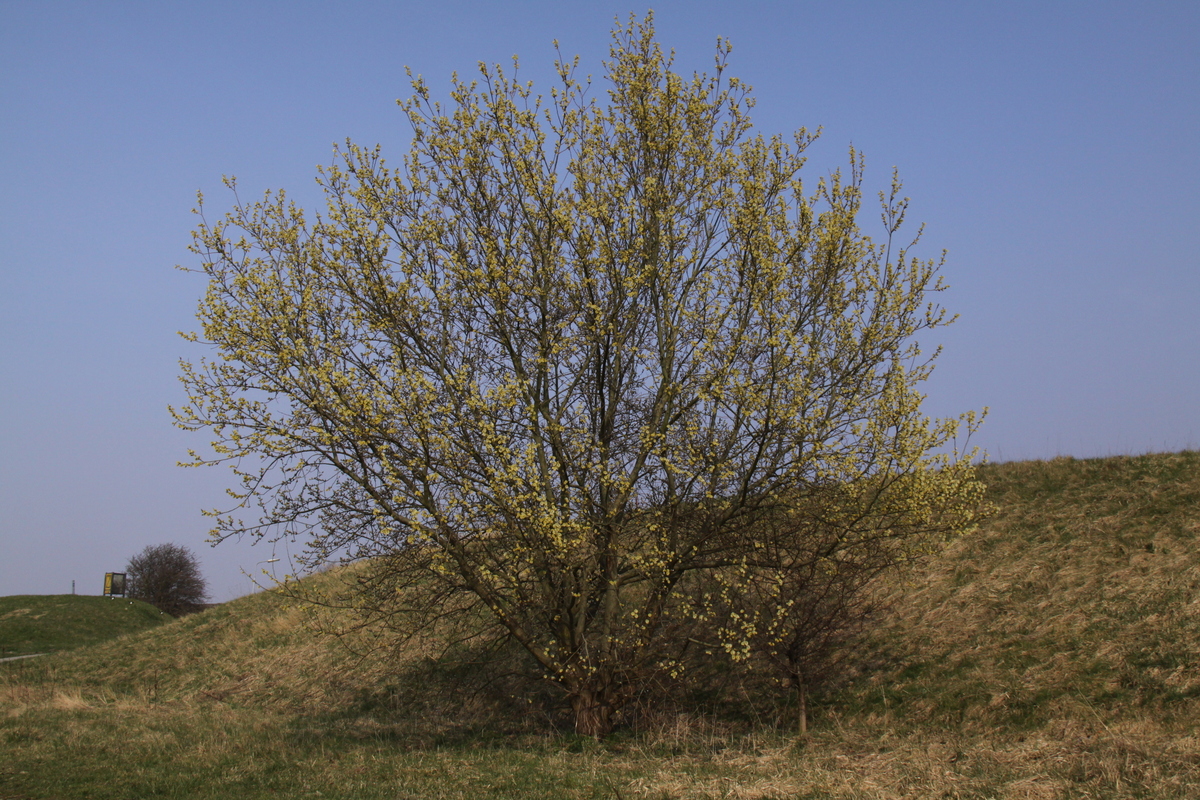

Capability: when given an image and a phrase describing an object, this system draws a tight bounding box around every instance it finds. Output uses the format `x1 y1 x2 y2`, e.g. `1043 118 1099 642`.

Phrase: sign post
103 572 127 597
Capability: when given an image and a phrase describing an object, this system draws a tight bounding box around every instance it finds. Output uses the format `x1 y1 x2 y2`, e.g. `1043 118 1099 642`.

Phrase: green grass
3 451 1200 798
0 594 169 657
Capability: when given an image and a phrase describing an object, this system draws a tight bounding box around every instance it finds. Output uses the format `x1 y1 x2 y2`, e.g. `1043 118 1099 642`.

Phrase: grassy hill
840 452 1200 732
2 451 1198 799
0 594 168 657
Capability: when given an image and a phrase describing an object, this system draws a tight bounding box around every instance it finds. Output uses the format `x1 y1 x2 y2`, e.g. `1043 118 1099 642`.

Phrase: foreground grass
4 688 1197 799
0 594 167 657
3 451 1200 798
1 699 637 799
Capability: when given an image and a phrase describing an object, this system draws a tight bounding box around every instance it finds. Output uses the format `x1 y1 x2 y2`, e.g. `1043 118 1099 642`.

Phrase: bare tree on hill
125 543 209 617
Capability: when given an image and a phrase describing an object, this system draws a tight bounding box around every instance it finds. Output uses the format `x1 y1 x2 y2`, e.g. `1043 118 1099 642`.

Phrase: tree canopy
125 543 209 617
175 14 985 736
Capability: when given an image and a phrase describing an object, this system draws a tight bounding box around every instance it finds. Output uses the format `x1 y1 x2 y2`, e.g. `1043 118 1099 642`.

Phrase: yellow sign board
103 572 127 597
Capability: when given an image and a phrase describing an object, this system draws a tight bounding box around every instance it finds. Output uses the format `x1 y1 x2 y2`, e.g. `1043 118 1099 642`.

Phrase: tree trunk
795 672 808 737
570 688 616 738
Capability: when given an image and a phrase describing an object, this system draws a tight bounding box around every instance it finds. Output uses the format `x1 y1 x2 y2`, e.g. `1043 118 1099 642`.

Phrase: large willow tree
176 15 984 736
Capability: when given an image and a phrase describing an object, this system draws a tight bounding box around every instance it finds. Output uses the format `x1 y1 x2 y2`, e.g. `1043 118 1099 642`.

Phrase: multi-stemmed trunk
569 685 619 738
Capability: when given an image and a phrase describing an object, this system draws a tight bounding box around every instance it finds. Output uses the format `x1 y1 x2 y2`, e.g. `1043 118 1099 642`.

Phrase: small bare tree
126 543 209 616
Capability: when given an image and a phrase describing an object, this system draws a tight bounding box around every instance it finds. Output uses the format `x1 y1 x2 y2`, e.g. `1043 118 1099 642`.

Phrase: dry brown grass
16 567 391 712
840 452 1200 727
614 714 1200 799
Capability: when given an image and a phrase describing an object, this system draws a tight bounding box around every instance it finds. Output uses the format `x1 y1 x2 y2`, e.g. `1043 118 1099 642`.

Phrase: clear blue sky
2 0 1197 601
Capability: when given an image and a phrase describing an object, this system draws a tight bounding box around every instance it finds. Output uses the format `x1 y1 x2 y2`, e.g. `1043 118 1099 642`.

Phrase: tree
125 543 209 617
175 14 985 736
705 482 972 735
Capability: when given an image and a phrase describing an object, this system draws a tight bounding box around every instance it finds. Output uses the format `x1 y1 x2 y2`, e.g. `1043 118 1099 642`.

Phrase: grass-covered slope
0 594 168 656
839 451 1200 731
2 451 1199 799
3 567 521 734
4 578 364 705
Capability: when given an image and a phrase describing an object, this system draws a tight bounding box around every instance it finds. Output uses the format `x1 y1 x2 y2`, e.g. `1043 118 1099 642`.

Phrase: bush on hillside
125 543 208 617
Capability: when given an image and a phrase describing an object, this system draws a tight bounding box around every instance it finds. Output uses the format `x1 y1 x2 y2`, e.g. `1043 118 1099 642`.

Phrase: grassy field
3 451 1199 798
0 594 167 657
